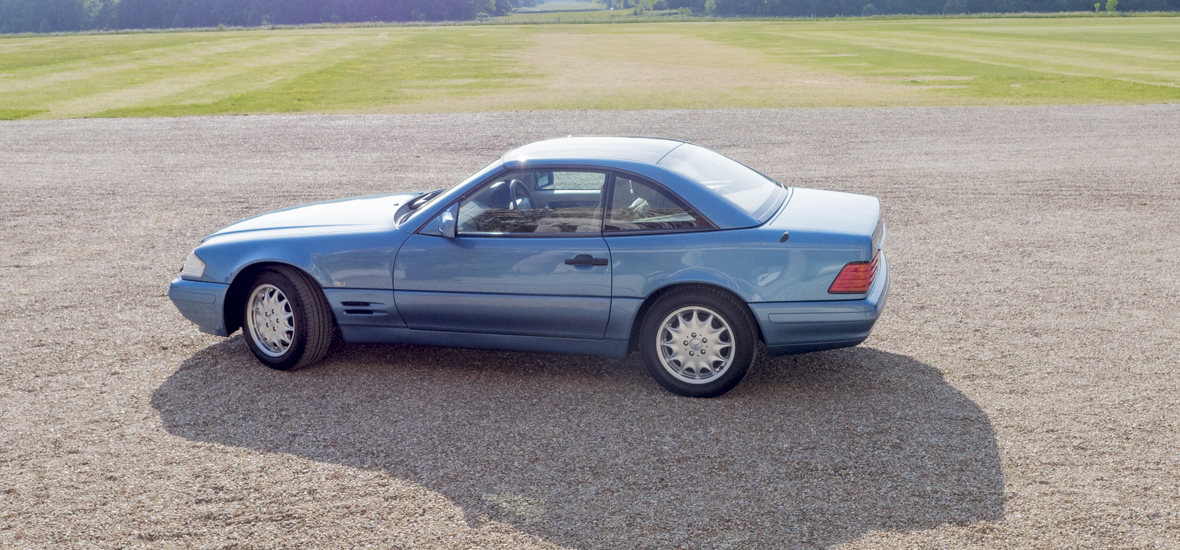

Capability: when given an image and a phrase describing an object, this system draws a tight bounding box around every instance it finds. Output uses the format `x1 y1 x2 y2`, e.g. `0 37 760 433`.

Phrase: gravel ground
1 105 1178 549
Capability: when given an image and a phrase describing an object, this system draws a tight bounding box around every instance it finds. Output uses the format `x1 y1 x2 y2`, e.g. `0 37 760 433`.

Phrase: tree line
2 0 1175 34
0 0 520 33
621 0 1174 15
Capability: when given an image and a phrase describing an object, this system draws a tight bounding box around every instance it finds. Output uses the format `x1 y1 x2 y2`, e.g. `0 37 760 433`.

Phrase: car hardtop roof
501 136 687 166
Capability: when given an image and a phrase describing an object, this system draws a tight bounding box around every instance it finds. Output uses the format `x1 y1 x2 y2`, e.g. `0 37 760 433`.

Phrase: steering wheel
508 179 535 211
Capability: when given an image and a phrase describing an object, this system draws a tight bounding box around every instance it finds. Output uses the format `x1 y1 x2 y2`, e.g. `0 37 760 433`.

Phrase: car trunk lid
769 187 882 259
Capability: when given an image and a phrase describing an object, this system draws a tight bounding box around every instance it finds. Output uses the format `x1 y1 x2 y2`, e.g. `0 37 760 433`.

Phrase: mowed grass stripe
1 36 315 105
67 34 389 118
17 32 392 118
827 28 1180 98
93 28 536 117
0 35 278 89
0 33 219 74
494 29 922 111
815 27 1180 84
695 20 1180 103
706 20 1180 80
0 35 335 116
1 17 1178 119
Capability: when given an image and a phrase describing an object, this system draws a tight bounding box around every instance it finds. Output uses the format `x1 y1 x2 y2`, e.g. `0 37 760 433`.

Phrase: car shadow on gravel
153 337 1004 548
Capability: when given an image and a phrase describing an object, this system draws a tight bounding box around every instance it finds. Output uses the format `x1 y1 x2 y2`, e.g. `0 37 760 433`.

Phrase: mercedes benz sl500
169 137 889 397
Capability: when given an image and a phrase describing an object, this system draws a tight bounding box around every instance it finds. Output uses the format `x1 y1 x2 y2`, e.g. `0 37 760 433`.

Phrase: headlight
180 250 206 280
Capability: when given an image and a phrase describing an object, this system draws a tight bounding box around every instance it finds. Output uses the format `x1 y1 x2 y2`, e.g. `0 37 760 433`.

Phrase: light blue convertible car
169 137 888 397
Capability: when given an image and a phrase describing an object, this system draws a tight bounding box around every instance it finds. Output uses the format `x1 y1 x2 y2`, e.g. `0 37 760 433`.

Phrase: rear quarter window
658 144 786 222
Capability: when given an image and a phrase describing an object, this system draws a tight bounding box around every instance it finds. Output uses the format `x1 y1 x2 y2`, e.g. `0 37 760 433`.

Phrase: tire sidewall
242 269 311 371
640 289 756 398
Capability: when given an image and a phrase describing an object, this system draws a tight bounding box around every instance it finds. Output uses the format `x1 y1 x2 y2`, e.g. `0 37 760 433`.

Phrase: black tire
241 266 334 371
639 287 758 398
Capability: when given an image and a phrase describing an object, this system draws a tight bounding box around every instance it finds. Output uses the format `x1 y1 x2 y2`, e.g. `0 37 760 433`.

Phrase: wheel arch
222 261 316 335
626 282 764 353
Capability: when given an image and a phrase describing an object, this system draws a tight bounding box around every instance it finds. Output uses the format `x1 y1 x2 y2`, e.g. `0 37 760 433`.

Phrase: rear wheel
242 266 334 371
639 287 757 398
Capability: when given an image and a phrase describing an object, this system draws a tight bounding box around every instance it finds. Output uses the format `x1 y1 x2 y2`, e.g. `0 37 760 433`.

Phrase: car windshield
397 161 502 225
658 144 786 221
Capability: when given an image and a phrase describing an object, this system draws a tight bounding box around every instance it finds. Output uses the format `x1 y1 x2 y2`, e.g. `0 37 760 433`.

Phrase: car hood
205 193 420 241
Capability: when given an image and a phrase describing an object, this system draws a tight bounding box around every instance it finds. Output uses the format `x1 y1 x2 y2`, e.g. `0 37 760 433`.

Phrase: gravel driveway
1 105 1178 548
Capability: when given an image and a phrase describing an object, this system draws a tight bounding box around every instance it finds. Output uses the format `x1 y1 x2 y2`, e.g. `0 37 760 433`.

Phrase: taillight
828 255 878 294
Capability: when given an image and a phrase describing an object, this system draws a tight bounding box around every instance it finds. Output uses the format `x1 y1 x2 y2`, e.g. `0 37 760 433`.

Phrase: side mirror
418 204 459 238
437 205 457 239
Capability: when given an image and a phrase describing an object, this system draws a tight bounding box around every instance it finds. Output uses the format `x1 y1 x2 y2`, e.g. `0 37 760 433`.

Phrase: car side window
457 170 606 235
605 176 706 232
534 171 606 191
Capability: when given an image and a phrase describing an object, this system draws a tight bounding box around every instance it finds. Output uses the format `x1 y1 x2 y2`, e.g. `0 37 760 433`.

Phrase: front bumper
750 252 890 356
168 277 231 337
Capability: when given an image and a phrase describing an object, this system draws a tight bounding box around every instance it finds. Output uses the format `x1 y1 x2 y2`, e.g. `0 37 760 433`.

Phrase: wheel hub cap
246 284 294 358
657 306 734 384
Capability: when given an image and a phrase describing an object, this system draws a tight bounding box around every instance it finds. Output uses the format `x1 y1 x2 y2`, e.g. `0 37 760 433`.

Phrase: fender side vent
343 309 377 315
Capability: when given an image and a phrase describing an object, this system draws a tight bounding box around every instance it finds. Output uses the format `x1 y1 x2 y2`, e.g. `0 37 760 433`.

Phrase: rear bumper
750 252 890 356
168 277 230 337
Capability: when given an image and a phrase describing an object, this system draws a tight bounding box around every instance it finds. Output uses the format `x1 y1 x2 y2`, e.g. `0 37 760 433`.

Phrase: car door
393 169 612 339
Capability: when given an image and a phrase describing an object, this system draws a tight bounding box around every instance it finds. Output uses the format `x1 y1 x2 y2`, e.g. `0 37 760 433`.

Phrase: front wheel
639 288 758 398
242 266 334 371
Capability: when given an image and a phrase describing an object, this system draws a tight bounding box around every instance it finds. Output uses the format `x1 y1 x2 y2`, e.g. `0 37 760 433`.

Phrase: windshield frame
396 161 503 228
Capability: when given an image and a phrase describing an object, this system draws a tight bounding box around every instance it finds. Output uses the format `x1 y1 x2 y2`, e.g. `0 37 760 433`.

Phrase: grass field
1 16 1178 119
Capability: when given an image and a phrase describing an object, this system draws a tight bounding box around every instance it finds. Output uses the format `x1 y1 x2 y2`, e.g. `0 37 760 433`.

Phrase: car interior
457 170 703 235
606 176 702 232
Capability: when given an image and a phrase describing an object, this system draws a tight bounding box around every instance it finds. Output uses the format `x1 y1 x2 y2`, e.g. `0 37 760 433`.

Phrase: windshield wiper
407 189 443 211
